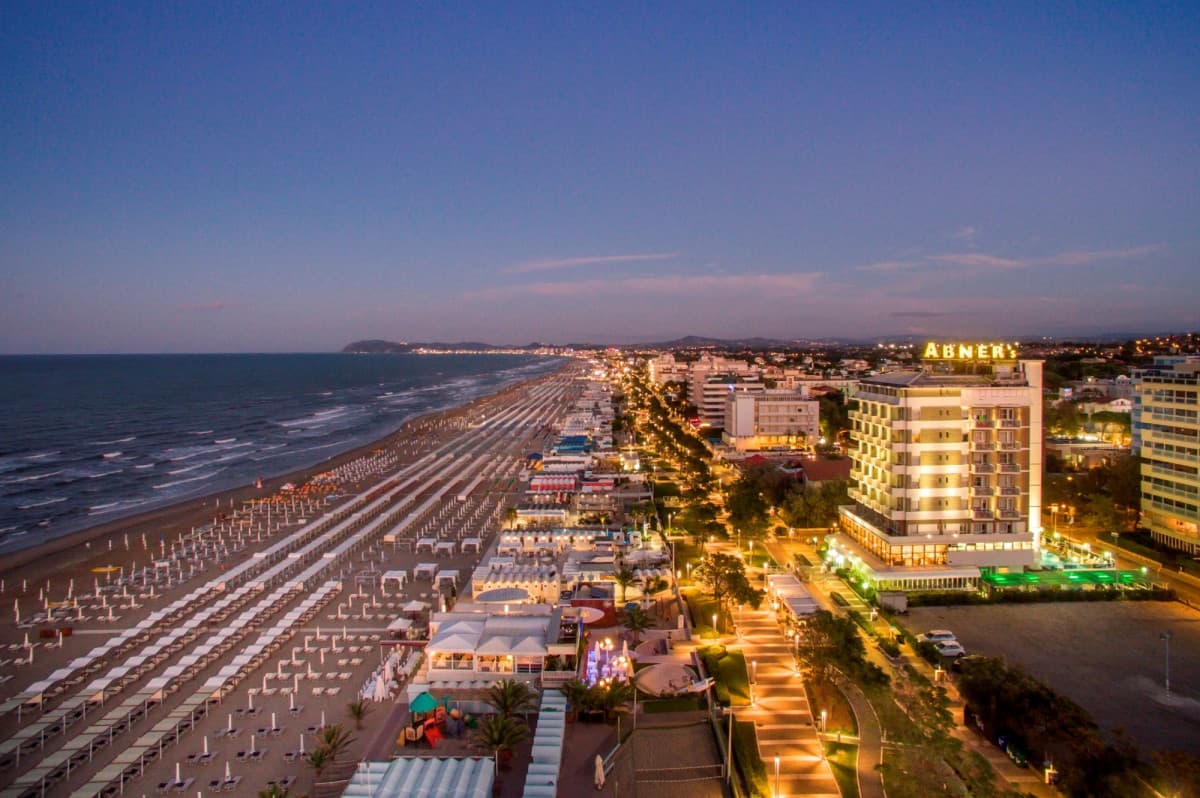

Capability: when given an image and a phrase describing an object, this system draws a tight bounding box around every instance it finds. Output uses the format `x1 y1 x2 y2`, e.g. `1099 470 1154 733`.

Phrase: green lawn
824 741 861 798
698 644 750 706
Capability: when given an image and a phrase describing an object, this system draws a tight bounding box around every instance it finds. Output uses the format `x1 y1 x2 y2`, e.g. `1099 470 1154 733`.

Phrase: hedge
733 719 770 797
907 587 1175 607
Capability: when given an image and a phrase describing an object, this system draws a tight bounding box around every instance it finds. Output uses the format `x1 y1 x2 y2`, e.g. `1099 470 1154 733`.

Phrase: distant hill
342 339 502 353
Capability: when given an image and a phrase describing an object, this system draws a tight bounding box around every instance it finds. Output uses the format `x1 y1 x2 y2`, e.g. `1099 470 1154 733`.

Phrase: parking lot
906 600 1200 752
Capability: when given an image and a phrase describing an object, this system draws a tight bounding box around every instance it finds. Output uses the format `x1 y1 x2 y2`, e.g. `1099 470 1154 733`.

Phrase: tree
316 724 355 762
593 679 634 721
694 552 763 611
623 605 655 645
612 566 639 604
346 699 370 730
473 714 531 758
560 678 594 717
795 610 864 684
487 679 538 718
504 506 518 529
306 746 333 781
1085 495 1124 535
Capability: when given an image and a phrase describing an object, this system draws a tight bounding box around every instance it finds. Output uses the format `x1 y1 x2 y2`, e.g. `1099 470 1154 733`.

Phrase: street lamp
712 613 718 635
820 709 827 733
751 659 757 685
774 754 781 797
1161 631 1174 695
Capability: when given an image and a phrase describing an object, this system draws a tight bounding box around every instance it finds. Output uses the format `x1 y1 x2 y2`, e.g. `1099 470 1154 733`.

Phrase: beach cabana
416 538 437 554
415 563 438 580
381 570 409 593
461 537 482 554
435 570 459 589
434 540 456 557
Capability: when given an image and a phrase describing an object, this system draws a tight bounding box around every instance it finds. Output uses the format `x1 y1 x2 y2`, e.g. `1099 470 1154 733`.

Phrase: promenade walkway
708 543 840 798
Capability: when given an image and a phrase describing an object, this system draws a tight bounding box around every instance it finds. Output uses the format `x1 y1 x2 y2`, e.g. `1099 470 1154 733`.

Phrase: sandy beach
0 362 579 798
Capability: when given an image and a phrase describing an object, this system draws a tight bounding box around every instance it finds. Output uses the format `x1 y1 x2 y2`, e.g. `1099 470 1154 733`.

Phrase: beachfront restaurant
410 606 579 709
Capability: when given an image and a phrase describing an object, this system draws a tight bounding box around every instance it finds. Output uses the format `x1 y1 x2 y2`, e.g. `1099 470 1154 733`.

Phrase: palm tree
560 678 594 720
316 724 356 762
612 566 638 604
595 680 634 722
623 605 655 645
306 746 333 781
346 699 370 730
487 679 538 718
472 714 531 763
504 506 519 529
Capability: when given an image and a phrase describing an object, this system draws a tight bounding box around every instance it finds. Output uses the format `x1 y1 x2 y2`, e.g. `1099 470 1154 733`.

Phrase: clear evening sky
2 3 1197 353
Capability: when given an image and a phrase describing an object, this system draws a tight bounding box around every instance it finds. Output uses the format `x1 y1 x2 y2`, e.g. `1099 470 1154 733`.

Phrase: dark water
0 353 561 552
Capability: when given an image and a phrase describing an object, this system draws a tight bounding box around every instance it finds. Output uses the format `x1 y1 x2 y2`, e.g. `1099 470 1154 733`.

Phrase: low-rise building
722 388 820 451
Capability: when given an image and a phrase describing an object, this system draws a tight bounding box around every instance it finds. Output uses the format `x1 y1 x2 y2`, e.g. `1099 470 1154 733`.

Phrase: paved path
839 680 886 798
709 542 840 798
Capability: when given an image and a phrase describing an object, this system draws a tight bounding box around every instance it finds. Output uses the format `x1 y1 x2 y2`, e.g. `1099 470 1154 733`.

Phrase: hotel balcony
974 418 995 428
972 508 994 520
1000 486 1021 496
971 441 996 450
970 485 994 496
1000 463 1021 474
999 418 1022 428
1000 441 1021 450
972 463 996 473
998 508 1021 520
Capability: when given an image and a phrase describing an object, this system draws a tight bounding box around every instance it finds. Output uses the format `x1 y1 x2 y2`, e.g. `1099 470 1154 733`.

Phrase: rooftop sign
922 342 1018 361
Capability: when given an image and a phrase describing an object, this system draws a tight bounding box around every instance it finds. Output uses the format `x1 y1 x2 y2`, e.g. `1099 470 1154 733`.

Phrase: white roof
343 757 494 798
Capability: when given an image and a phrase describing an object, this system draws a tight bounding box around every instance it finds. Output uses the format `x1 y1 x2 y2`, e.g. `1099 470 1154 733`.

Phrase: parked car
934 640 966 658
917 629 957 644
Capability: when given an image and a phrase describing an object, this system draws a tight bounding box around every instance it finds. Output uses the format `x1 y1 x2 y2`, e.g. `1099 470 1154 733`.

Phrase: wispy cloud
949 225 980 242
930 244 1164 271
889 311 949 319
466 271 823 301
180 301 234 311
858 260 922 272
505 252 680 274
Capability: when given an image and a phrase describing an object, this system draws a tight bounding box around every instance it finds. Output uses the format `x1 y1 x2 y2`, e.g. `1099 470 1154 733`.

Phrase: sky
2 2 1198 353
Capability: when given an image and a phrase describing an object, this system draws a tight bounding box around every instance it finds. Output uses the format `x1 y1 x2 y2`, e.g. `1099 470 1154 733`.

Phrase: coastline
0 362 567 579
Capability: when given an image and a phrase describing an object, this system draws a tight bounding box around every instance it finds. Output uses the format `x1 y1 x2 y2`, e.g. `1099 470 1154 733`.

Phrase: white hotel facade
836 353 1044 591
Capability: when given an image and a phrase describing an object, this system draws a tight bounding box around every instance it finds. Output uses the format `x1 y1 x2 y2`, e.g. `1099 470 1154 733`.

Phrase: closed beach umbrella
595 754 606 788
373 674 389 702
224 762 231 782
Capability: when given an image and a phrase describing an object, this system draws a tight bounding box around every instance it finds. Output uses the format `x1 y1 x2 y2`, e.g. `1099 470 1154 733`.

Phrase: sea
0 353 563 554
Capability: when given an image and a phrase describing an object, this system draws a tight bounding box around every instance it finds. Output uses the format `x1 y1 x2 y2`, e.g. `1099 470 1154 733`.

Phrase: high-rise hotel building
1133 356 1200 555
836 346 1043 591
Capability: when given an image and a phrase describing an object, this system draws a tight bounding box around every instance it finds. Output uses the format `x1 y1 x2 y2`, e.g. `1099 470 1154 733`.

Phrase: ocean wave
92 436 136 445
102 451 123 459
190 429 214 435
18 496 68 510
134 462 156 470
277 405 351 428
86 468 123 479
153 471 220 490
215 437 236 444
3 469 64 484
258 443 287 452
167 462 208 475
89 498 150 516
27 451 61 460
